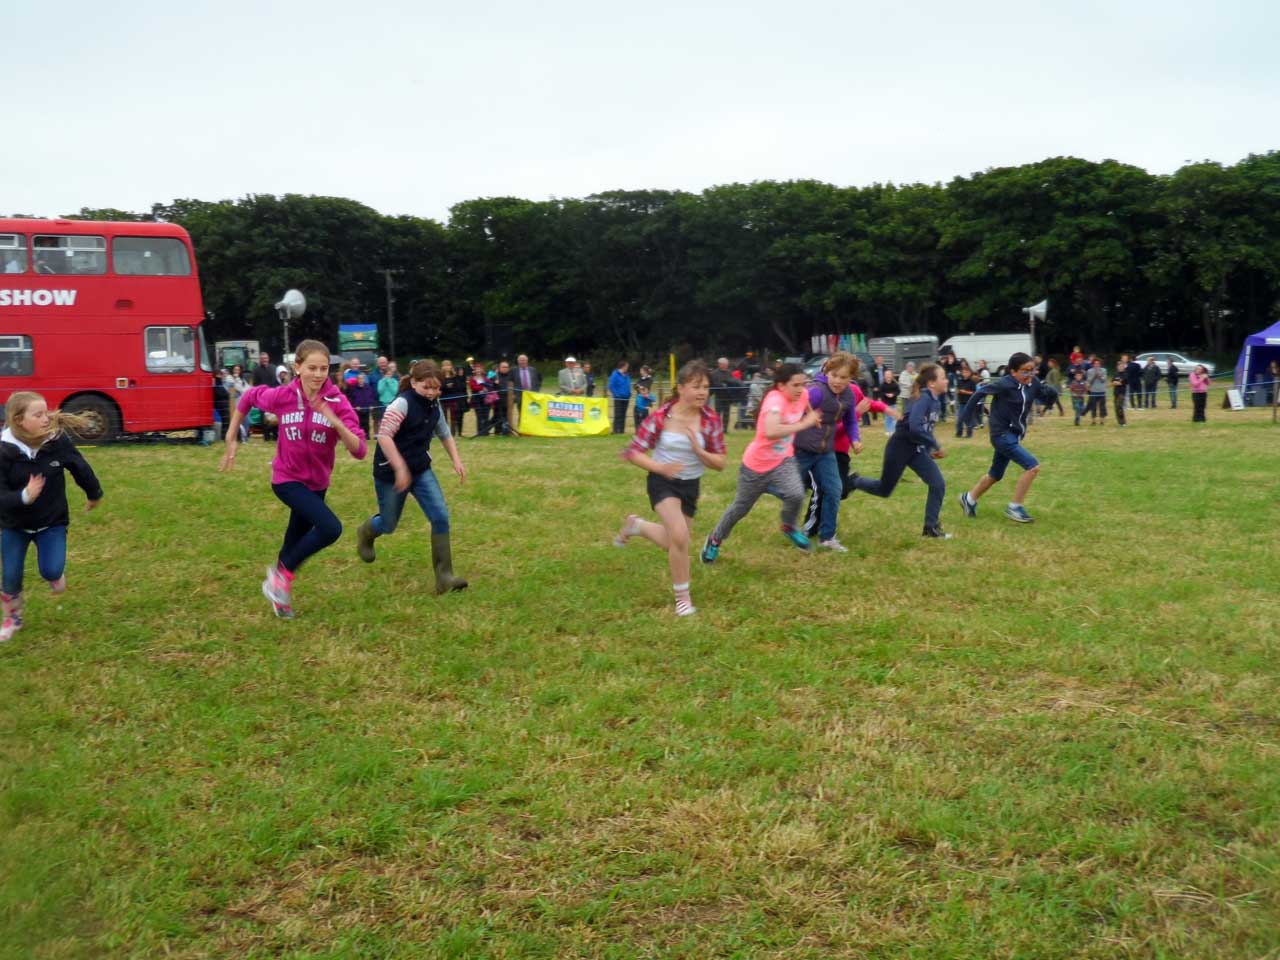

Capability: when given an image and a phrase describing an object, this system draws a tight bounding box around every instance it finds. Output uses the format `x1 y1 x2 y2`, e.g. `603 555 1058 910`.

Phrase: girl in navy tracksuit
848 363 951 538
956 351 1059 524
0 392 104 642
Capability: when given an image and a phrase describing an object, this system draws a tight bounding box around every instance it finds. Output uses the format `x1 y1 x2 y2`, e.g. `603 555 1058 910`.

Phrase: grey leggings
711 458 806 543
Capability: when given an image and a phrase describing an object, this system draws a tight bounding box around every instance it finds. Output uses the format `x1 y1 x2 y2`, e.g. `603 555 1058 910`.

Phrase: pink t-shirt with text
742 389 808 473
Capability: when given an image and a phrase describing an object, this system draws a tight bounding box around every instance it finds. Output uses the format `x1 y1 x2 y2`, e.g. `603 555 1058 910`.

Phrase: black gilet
372 389 441 482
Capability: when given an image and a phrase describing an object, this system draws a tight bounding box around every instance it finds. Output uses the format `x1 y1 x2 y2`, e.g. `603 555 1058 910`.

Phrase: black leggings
851 436 945 528
272 483 342 573
1085 395 1107 420
1192 392 1207 422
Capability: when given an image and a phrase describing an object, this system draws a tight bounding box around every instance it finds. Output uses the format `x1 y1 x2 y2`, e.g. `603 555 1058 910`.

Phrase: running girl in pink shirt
219 339 367 618
701 363 820 563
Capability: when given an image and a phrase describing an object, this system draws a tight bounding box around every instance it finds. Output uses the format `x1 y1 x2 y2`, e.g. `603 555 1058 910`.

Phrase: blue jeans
2 525 68 594
372 468 450 536
271 483 342 573
793 449 842 541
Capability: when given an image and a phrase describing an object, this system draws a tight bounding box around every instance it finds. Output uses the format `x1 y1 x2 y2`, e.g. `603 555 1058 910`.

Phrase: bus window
197 326 212 373
0 234 27 274
145 326 196 373
33 235 107 275
113 237 192 276
0 335 34 376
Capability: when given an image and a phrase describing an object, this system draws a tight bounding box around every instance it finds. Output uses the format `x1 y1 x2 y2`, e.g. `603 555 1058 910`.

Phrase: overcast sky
9 0 1278 224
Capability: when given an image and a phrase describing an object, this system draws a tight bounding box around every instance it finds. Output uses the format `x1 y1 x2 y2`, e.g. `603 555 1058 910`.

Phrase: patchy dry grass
1 396 1278 958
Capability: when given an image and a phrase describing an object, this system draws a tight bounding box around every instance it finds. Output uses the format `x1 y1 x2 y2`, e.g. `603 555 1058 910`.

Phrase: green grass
2 395 1278 959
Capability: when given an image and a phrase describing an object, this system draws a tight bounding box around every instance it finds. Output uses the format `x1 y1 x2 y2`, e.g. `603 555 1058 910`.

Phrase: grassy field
2 394 1278 959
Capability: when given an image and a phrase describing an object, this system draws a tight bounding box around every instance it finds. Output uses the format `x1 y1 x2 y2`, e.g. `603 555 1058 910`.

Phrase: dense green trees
40 152 1280 361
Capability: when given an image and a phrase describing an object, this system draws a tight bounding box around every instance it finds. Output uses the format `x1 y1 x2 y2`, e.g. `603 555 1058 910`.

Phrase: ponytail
5 391 98 446
402 359 440 394
911 363 942 401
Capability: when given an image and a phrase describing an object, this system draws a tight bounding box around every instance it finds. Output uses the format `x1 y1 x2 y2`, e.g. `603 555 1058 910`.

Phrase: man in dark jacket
249 353 280 440
708 357 737 427
1125 356 1144 408
511 354 542 431
1142 359 1161 408
251 353 279 387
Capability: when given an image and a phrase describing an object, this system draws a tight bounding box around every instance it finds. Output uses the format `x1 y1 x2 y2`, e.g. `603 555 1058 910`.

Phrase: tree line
37 151 1280 363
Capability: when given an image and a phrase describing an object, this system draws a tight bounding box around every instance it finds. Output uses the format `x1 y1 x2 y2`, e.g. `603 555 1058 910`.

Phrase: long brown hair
399 359 441 393
5 391 97 446
910 363 942 401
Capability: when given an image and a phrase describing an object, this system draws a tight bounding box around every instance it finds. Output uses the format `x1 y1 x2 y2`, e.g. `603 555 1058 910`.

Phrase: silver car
1135 352 1215 376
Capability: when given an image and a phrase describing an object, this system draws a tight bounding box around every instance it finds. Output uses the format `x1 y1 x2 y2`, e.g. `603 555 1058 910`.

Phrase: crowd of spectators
216 342 1256 444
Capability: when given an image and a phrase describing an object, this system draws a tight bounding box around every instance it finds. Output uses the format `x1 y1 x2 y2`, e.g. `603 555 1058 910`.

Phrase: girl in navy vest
356 360 469 594
848 364 952 538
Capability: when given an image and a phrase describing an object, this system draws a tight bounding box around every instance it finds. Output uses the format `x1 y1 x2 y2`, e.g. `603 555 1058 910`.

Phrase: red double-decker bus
0 217 213 441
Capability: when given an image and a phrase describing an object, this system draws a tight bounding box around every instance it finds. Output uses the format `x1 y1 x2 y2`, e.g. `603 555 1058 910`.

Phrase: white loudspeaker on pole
1022 299 1048 353
274 289 307 356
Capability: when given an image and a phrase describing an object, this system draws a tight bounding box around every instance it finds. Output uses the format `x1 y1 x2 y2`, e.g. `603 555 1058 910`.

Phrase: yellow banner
519 391 611 437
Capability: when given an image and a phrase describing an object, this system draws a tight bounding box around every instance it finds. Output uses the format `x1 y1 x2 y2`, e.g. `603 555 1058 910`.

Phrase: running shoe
614 514 644 548
262 565 291 606
922 524 954 539
841 471 860 499
781 526 812 551
958 491 978 518
271 600 296 619
49 576 67 594
700 535 720 564
1005 504 1034 523
817 538 849 553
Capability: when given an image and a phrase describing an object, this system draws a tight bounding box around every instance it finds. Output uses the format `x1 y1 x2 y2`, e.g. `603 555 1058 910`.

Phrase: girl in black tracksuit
849 363 951 538
0 392 104 643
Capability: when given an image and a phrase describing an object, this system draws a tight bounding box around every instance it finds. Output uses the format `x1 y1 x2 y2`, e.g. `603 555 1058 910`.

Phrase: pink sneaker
0 592 22 642
49 577 67 594
261 566 291 607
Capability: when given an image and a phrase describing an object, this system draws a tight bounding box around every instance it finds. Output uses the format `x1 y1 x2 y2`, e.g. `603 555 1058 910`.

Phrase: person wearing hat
558 356 587 396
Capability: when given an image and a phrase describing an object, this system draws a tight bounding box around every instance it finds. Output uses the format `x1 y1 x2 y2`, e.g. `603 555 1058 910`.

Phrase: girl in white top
615 360 727 616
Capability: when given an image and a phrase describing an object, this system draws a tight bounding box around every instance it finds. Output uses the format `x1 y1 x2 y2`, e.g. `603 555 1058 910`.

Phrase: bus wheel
63 395 120 442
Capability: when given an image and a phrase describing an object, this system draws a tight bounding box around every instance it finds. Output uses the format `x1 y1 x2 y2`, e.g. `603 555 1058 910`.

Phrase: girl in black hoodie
0 392 103 642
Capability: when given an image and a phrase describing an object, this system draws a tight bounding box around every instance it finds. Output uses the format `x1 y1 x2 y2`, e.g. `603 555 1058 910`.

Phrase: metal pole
378 268 398 361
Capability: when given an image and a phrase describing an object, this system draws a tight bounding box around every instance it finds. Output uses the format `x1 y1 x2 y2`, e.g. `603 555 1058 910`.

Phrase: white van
939 333 1033 369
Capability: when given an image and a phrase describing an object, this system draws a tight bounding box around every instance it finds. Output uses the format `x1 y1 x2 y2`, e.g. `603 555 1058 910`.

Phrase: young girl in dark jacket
849 364 951 538
0 392 104 642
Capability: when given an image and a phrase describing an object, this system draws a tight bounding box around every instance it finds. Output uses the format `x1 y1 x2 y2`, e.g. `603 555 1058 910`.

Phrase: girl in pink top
1189 365 1210 422
219 339 367 618
701 363 820 563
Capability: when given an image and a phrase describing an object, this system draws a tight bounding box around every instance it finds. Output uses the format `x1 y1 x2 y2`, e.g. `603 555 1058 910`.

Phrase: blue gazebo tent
1234 319 1280 404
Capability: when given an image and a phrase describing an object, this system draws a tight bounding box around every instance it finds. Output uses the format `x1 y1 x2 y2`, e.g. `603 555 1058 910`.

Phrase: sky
9 0 1279 224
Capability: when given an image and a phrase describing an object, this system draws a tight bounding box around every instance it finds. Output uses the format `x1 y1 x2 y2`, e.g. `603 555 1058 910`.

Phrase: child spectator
1084 358 1108 424
633 383 654 431
1068 369 1088 426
